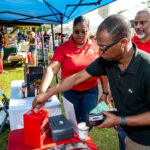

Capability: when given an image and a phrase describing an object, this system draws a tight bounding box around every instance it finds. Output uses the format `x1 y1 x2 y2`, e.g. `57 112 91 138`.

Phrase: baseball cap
65 33 69 36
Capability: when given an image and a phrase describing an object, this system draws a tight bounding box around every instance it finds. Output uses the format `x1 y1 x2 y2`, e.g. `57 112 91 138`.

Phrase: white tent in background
54 21 73 35
54 9 103 35
120 4 146 21
84 9 103 35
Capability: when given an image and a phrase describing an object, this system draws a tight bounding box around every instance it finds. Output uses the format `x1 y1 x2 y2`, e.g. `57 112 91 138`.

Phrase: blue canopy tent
0 0 117 67
0 0 116 24
0 0 117 49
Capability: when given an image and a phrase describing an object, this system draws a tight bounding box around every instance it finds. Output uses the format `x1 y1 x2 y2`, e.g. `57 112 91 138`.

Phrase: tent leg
51 24 55 52
40 25 46 68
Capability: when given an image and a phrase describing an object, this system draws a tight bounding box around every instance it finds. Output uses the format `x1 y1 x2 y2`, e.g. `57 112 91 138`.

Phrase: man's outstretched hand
95 111 121 128
32 92 49 113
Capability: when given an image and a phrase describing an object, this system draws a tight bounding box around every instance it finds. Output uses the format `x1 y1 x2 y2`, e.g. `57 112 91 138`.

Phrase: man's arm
32 69 92 110
95 111 150 129
39 61 61 93
125 111 150 126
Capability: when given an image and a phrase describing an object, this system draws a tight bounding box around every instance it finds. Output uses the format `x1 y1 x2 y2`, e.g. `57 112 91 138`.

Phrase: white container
78 122 89 141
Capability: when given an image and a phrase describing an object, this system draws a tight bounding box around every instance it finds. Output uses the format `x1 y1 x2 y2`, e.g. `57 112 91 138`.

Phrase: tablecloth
7 128 98 150
9 80 61 131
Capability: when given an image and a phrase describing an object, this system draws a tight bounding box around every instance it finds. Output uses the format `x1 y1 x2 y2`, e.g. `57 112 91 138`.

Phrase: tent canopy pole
51 24 55 52
61 14 63 44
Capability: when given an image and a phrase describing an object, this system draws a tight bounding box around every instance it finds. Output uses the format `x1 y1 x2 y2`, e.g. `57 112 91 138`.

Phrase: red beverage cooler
24 109 50 148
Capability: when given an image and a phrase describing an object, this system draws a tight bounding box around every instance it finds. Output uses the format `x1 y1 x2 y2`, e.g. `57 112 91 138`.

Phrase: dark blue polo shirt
86 43 150 145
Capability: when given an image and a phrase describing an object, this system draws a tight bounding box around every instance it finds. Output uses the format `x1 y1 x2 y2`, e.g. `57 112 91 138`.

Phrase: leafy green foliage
36 26 51 32
117 9 127 14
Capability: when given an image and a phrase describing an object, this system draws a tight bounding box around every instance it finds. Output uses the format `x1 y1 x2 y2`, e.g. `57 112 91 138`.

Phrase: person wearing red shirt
37 16 109 122
132 9 150 54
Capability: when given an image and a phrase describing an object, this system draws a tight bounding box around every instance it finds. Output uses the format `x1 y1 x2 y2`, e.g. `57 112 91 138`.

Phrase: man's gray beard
137 33 146 39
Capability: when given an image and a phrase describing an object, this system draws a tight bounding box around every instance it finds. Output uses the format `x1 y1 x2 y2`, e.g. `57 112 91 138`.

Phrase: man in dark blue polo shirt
33 14 150 149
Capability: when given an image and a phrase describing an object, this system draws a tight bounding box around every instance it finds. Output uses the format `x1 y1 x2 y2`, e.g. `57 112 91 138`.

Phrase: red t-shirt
132 34 150 54
52 38 101 91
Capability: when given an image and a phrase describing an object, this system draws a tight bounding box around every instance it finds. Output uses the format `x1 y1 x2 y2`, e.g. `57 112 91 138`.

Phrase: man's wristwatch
103 91 109 96
121 116 126 126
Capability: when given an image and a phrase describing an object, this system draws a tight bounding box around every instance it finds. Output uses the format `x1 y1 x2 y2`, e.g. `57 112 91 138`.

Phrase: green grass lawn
0 64 119 150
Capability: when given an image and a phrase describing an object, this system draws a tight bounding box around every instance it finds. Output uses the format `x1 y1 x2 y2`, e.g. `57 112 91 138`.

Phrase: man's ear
120 38 128 48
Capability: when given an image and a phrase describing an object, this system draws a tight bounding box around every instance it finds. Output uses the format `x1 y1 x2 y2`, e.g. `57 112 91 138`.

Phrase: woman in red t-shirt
38 16 109 122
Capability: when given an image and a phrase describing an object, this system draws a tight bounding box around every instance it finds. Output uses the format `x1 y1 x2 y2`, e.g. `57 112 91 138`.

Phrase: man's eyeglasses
73 29 88 35
96 38 122 52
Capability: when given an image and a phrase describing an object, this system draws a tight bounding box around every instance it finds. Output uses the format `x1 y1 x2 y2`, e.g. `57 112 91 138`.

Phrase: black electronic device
27 73 43 97
49 115 73 142
29 66 43 74
86 113 106 127
24 65 43 97
86 111 119 127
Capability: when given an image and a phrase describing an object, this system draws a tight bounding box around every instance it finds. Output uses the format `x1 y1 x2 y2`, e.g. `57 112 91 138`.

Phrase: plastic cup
78 122 89 141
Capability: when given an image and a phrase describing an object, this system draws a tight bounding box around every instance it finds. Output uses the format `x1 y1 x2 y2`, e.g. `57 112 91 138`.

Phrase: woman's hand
107 90 113 104
95 111 121 128
98 93 107 103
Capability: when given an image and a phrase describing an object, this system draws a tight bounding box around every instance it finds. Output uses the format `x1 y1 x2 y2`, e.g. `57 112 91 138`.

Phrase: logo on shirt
128 88 133 94
89 49 94 54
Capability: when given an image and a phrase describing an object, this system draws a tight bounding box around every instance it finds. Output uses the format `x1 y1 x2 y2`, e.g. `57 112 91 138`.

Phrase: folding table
9 80 61 131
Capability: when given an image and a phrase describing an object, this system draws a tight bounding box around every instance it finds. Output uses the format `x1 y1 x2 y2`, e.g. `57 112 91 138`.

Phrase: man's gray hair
97 14 131 41
136 8 150 17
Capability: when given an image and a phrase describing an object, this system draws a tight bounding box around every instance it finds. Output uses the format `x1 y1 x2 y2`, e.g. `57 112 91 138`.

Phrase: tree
117 9 127 14
142 0 150 7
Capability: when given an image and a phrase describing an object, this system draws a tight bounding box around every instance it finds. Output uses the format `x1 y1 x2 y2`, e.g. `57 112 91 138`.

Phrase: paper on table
62 96 79 135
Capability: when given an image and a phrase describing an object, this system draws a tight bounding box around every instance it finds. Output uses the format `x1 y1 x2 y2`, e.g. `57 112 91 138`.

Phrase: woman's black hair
73 16 89 27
